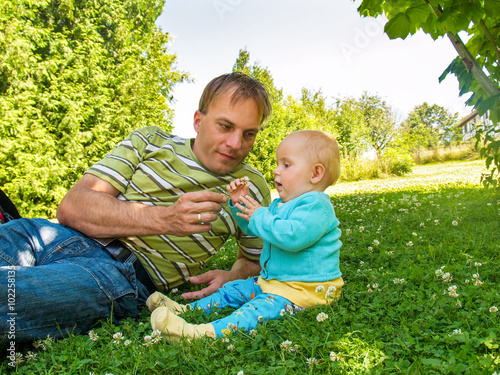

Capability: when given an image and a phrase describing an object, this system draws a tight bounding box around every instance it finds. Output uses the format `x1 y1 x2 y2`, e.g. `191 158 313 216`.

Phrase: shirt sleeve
248 195 333 252
85 127 157 193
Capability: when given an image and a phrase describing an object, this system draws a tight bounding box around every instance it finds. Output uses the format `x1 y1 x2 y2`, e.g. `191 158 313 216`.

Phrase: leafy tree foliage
400 102 460 151
357 0 500 187
359 93 397 157
0 0 187 217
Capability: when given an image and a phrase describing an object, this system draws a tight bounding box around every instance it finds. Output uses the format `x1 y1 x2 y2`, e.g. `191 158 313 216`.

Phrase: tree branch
425 1 500 98
479 19 500 62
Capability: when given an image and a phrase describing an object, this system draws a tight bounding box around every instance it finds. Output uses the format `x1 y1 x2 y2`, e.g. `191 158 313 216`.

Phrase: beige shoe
151 306 216 342
146 291 189 313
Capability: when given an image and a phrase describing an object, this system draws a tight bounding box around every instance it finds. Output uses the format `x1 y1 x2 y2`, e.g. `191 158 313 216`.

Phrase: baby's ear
311 164 325 185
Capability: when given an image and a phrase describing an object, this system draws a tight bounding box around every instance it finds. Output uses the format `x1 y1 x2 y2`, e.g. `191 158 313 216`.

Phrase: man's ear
311 164 326 185
193 110 203 133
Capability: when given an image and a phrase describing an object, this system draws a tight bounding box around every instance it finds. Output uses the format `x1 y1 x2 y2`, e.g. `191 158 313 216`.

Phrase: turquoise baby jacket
230 191 342 282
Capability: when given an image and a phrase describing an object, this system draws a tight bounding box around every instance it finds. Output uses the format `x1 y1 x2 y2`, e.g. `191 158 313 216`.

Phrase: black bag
0 188 21 224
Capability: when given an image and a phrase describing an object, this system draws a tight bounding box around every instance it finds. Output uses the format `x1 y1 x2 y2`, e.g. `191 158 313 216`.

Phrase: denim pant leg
211 293 294 337
189 277 261 312
0 218 144 350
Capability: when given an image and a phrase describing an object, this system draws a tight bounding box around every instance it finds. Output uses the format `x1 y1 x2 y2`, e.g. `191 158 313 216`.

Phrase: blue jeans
190 277 302 337
0 219 149 350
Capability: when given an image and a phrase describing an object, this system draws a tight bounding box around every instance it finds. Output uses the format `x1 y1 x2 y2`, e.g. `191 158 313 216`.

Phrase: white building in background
458 109 499 141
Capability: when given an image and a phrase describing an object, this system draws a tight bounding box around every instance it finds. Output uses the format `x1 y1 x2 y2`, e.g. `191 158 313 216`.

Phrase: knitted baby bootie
146 291 189 313
151 306 215 342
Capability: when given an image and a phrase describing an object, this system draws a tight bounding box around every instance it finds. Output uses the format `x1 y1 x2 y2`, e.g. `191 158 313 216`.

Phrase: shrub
381 148 414 176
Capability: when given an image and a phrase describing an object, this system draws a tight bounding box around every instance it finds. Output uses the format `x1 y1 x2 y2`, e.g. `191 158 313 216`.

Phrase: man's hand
163 190 227 237
181 270 233 300
181 250 261 300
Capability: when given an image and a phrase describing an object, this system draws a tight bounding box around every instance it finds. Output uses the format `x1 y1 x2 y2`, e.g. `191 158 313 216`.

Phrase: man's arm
57 174 226 238
181 249 261 300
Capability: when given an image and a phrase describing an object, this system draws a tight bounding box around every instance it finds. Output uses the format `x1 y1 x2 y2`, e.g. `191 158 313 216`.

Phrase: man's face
192 90 261 174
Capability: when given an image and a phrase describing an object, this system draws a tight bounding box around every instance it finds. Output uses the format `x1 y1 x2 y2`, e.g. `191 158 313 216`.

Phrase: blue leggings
189 277 302 337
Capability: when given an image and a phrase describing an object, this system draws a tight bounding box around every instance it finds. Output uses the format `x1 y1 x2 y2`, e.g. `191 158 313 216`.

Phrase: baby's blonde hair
284 130 341 187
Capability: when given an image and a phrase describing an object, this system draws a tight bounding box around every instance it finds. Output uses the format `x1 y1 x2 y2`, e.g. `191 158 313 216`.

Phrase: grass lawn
3 160 500 374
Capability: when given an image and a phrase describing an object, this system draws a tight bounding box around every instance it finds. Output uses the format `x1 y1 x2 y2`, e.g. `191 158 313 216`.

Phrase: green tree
359 93 396 157
0 0 187 217
331 97 369 156
401 102 460 151
357 0 500 186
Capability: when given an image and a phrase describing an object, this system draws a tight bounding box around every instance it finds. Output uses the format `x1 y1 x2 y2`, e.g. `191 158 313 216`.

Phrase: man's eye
245 132 257 139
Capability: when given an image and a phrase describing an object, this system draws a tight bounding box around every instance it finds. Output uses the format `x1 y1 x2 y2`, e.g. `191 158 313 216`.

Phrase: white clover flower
88 330 99 342
420 223 425 227
368 246 373 252
124 340 132 346
435 268 444 277
452 221 458 226
373 239 380 246
315 285 325 294
434 220 440 225
280 309 286 317
25 351 37 362
412 232 417 237
316 312 329 322
359 226 365 232
227 344 235 351
475 262 483 267
249 329 258 337
406 241 414 246
330 352 340 361
237 371 244 375
112 332 124 344
306 357 319 367
442 272 453 283
345 229 351 235
490 306 498 313
393 278 406 284
326 285 337 298
455 300 462 308
451 329 462 335
281 340 293 351
448 285 459 298
14 352 23 365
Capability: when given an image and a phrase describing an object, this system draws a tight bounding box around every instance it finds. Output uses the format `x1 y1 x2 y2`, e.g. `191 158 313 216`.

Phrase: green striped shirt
86 126 271 292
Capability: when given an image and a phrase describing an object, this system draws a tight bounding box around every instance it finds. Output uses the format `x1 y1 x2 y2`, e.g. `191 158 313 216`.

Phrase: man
0 72 272 348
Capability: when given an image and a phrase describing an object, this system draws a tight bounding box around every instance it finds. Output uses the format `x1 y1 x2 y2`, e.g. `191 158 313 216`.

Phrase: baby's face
273 137 316 203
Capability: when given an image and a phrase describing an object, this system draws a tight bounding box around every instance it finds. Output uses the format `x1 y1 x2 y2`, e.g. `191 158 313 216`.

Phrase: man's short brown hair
198 72 272 125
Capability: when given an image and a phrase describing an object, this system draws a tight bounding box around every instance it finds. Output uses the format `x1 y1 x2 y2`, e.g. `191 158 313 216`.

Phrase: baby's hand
227 177 250 203
234 194 261 221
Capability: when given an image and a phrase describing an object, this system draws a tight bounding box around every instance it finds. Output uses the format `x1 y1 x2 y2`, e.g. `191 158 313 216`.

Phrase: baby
147 130 344 341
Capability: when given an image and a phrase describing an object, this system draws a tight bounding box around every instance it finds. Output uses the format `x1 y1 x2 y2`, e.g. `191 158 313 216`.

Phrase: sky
156 0 472 138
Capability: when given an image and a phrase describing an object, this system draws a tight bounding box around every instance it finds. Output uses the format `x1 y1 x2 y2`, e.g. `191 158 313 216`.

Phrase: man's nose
226 132 243 149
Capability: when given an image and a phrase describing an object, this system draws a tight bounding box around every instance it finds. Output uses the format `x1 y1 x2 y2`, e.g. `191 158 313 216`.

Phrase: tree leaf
384 12 412 40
